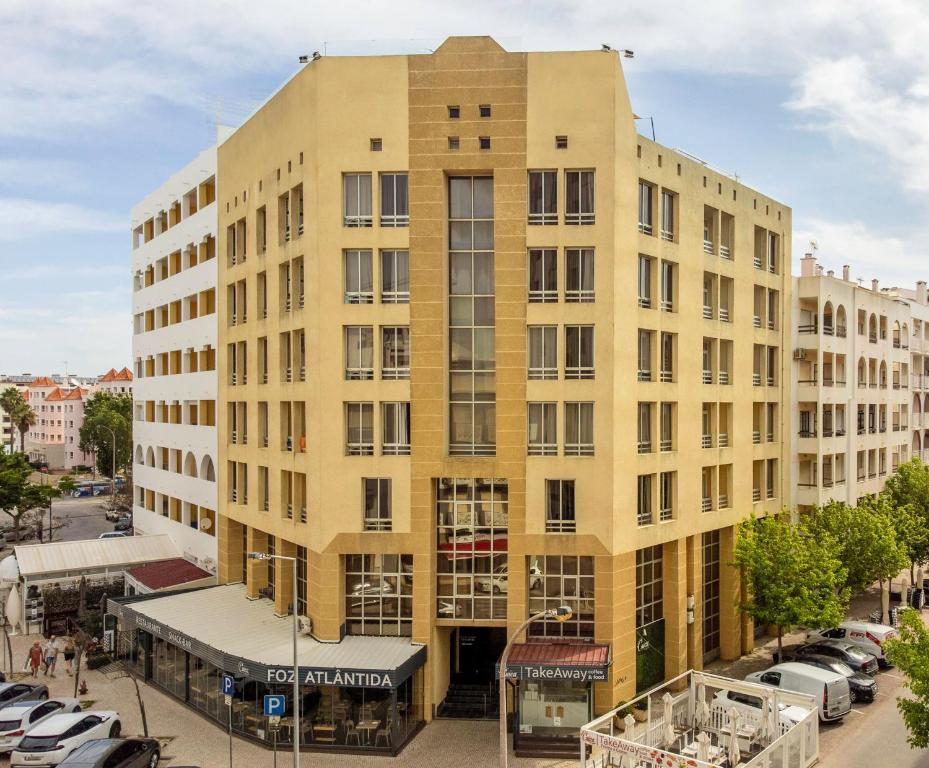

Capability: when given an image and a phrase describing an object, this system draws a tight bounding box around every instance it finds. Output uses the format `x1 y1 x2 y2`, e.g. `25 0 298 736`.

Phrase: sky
2 0 928 375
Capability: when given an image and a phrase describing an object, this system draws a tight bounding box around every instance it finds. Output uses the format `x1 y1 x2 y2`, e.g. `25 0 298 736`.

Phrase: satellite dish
200 517 213 531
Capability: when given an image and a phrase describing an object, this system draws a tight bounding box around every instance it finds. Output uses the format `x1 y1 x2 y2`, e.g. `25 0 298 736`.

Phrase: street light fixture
248 551 300 768
498 605 573 768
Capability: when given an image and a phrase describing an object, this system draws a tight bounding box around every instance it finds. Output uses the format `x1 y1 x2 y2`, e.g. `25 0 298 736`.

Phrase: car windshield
0 719 21 731
18 735 60 750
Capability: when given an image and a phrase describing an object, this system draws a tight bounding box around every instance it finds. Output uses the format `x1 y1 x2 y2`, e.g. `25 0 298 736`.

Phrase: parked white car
807 621 897 667
10 711 120 767
711 689 809 727
0 699 82 754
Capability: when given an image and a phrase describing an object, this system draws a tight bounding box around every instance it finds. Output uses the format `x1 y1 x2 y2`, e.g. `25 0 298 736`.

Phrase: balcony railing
703 240 714 254
659 439 673 453
753 373 762 386
660 369 674 383
702 370 713 384
703 306 713 320
720 244 731 260
718 493 729 508
702 497 713 512
752 430 761 445
753 255 763 269
638 441 652 454
701 435 713 448
718 433 729 448
752 488 762 502
753 315 762 328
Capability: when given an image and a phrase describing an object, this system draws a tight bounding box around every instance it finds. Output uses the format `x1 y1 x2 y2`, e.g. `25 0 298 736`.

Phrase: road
818 652 929 768
0 495 114 552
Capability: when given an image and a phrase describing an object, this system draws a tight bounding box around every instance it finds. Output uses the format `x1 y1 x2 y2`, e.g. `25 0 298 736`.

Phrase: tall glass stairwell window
449 177 495 456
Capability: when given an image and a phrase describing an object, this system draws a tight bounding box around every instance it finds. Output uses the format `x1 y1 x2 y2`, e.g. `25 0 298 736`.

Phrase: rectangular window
528 170 557 225
638 255 652 308
638 330 653 382
346 554 412 636
528 248 557 302
637 402 652 454
479 136 491 150
565 325 594 379
565 248 595 302
660 190 675 241
344 326 374 379
381 250 409 304
565 170 595 224
528 325 558 380
436 478 507 620
660 332 674 382
660 402 674 452
546 480 576 532
637 474 653 526
636 545 663 627
343 173 372 227
382 402 410 456
638 181 653 234
296 546 308 616
528 402 557 456
256 206 267 254
345 402 373 455
660 261 675 312
343 249 373 303
527 556 594 639
479 104 491 118
362 478 392 531
565 402 594 456
382 326 410 380
449 176 495 456
380 173 409 227
659 472 674 521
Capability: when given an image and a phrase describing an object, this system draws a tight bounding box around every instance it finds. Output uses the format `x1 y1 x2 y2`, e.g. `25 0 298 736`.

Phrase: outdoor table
720 720 759 751
356 719 380 745
681 740 728 765
312 723 337 743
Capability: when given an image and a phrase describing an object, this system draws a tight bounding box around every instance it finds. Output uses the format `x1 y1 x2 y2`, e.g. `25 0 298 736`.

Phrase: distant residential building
97 367 134 396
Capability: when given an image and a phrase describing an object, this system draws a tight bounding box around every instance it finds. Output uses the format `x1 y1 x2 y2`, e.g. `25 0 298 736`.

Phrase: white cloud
0 198 123 240
793 217 929 289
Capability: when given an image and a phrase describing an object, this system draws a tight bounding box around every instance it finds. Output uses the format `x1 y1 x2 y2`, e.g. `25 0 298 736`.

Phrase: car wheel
148 750 160 768
109 722 121 737
849 690 857 703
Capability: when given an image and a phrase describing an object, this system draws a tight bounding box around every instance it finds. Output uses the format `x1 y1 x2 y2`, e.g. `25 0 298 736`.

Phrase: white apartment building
131 143 223 572
889 282 929 464
792 255 911 511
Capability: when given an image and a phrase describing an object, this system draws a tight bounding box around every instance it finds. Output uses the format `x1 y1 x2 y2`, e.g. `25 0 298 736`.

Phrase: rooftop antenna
809 240 818 254
634 115 656 142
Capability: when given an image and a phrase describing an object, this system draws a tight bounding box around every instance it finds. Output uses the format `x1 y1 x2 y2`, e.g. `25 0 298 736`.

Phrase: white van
808 621 897 667
711 689 810 727
745 662 851 722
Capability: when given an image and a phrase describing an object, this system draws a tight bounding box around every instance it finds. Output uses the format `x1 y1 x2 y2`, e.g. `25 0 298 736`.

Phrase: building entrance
437 627 507 719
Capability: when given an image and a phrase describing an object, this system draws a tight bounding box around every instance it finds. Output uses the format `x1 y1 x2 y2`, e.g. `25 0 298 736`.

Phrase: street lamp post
498 605 573 768
102 425 116 511
248 552 300 768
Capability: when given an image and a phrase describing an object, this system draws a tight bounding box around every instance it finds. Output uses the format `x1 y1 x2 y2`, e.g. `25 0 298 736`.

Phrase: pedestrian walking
43 635 59 677
63 638 76 676
27 641 42 677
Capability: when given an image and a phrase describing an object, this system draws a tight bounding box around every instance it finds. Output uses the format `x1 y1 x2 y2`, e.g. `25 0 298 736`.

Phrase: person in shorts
27 641 42 677
43 635 59 677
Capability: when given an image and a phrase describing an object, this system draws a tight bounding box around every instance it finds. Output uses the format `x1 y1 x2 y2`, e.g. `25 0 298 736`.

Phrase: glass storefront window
527 556 594 638
345 554 413 636
436 477 508 620
518 680 590 737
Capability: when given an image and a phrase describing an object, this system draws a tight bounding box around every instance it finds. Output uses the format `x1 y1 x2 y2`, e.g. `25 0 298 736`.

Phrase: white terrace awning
14 535 180 579
108 583 426 689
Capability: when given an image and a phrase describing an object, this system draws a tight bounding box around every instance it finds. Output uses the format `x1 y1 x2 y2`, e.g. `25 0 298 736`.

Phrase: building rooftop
125 557 212 591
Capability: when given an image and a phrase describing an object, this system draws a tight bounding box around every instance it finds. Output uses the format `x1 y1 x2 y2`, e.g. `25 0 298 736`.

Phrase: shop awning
498 642 611 682
108 583 426 689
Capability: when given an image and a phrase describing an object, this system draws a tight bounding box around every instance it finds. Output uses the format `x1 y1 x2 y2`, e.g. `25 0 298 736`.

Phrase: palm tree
0 388 24 453
13 401 36 454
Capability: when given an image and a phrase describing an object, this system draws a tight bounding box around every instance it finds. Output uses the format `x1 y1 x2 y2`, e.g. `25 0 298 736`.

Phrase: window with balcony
344 250 373 303
565 325 594 379
660 332 675 382
638 329 653 382
528 325 557 380
380 172 409 227
528 248 557 302
382 402 410 456
659 471 674 521
528 170 557 225
660 260 675 312
363 478 392 531
528 402 557 456
565 402 594 456
343 173 373 227
660 402 674 452
382 326 410 380
660 189 675 241
381 250 409 304
565 248 594 302
565 170 594 224
546 479 576 532
344 326 374 379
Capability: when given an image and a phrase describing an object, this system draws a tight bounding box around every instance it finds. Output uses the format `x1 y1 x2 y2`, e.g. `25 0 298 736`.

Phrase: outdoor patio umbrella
695 679 710 727
662 691 676 747
760 693 772 741
5 584 21 635
727 707 742 766
696 730 711 763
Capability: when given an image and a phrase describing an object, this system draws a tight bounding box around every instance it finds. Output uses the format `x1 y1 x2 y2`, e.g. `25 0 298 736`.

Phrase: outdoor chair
344 719 361 745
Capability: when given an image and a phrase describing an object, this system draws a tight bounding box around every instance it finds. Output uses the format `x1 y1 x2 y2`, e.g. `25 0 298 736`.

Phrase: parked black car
791 653 877 702
58 738 160 768
786 639 879 675
114 516 132 532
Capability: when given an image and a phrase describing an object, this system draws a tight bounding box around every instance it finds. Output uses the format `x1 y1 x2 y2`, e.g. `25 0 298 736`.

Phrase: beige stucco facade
214 36 792 731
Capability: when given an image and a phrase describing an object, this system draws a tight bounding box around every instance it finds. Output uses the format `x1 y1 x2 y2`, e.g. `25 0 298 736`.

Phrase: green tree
0 388 24 453
735 512 849 656
45 475 76 543
883 458 929 578
12 400 35 454
0 453 52 543
885 609 929 749
79 392 132 478
804 498 908 593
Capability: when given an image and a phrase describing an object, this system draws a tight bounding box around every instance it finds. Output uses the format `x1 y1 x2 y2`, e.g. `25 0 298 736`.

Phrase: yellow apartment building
108 36 791 758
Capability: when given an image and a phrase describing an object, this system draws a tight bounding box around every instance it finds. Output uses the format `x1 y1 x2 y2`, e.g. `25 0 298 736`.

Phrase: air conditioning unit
793 349 807 360
299 616 313 635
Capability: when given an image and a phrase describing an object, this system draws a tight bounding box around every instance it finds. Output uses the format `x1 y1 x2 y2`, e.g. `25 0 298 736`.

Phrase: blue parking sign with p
264 695 286 716
221 674 235 696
